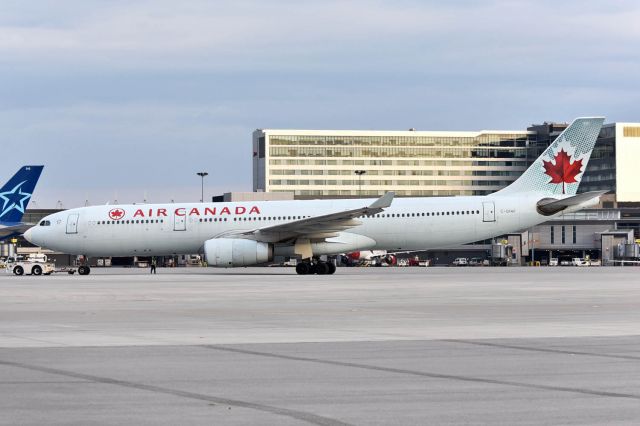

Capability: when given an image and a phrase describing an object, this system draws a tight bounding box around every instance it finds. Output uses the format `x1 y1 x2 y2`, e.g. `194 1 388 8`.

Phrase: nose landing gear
295 259 337 275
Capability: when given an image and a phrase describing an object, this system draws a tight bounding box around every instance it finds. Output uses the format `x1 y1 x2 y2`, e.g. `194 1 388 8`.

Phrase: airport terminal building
253 128 538 198
253 122 640 204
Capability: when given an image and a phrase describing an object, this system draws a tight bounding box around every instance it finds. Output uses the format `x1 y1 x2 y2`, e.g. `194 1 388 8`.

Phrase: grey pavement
1 267 640 425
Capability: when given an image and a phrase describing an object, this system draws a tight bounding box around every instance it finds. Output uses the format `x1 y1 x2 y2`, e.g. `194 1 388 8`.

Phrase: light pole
354 170 366 197
196 172 208 202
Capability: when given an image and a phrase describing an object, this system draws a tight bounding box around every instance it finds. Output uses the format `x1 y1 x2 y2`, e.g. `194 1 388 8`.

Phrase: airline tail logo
0 181 32 220
499 117 604 197
542 148 584 194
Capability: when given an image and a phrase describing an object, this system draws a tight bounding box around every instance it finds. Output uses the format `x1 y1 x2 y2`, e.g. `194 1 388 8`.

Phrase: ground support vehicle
452 258 468 266
6 257 55 276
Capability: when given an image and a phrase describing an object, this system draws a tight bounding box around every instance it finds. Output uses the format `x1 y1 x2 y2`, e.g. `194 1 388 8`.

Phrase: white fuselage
26 193 550 257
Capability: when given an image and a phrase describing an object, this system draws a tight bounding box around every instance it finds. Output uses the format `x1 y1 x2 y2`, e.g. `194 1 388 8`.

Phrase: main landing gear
77 255 91 275
295 260 337 275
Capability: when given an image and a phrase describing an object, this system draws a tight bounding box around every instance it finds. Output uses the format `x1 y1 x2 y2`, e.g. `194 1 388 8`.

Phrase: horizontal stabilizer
0 222 33 239
537 190 608 216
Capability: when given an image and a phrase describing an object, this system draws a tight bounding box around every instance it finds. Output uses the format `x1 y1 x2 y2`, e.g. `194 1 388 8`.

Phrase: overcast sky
2 0 639 208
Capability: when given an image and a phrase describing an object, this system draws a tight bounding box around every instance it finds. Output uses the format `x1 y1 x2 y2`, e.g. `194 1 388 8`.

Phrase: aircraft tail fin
496 117 604 197
0 165 44 222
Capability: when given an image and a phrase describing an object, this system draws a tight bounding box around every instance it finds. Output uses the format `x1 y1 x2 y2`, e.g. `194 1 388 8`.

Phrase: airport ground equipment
4 254 82 276
6 254 55 276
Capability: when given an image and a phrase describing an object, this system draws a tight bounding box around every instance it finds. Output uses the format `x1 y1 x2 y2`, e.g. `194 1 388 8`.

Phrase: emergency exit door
173 213 186 231
482 202 496 222
66 213 79 234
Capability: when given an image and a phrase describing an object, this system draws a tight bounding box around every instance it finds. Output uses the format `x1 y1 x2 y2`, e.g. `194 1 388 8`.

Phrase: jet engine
204 238 273 267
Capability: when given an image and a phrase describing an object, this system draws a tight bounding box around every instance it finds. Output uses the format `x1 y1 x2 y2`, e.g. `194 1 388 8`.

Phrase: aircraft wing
237 192 395 243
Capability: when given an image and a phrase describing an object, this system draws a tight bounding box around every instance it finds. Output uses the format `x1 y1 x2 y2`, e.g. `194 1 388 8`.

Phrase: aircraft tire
78 266 91 276
315 262 330 275
14 266 24 276
296 263 310 275
32 265 42 276
327 262 336 275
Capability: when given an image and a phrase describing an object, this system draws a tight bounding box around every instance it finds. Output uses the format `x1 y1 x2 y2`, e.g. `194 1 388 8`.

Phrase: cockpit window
39 220 51 226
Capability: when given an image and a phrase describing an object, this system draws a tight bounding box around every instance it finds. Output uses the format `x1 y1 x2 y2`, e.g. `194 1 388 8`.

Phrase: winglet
368 192 395 209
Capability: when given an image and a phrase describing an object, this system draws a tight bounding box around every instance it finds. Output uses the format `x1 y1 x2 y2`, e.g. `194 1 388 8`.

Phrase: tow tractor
5 254 76 276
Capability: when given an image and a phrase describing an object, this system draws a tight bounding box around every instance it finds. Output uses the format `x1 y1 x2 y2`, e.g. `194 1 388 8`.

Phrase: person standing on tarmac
150 257 157 274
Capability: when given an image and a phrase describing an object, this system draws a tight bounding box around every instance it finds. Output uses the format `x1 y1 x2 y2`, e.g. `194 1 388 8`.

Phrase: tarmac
1 266 640 425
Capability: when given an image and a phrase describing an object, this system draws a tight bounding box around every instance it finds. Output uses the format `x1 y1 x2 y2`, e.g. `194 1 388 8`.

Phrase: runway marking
0 380 88 385
203 345 640 401
442 339 640 361
0 359 352 426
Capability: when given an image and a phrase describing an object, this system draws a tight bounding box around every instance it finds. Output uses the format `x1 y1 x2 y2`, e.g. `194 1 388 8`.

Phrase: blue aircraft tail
0 165 44 222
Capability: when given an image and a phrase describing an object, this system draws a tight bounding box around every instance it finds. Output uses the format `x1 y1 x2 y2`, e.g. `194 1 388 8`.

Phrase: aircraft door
482 202 496 222
173 213 186 231
66 213 79 234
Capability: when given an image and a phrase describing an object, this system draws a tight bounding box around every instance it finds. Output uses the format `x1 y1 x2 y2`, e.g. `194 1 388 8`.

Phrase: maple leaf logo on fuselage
109 208 125 220
542 148 583 194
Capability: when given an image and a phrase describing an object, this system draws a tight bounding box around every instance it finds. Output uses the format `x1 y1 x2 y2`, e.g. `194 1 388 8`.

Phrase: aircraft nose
23 227 35 244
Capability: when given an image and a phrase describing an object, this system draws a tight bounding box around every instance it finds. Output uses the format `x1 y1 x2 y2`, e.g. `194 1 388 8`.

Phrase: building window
572 226 577 244
561 226 566 244
550 226 554 244
623 126 640 137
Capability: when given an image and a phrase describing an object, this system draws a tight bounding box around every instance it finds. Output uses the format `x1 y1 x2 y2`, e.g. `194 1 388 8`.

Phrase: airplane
25 117 606 276
0 165 45 240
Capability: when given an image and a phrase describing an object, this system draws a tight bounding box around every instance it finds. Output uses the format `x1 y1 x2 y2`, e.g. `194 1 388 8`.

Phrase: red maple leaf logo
109 208 125 220
542 149 583 194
